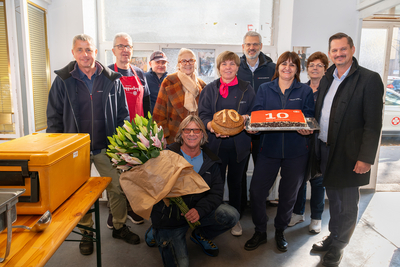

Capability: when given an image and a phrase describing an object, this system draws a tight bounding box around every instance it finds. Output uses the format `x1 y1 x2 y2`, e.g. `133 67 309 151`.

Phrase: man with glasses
144 51 168 113
46 34 140 256
151 115 239 266
107 32 151 228
236 31 276 225
109 32 151 121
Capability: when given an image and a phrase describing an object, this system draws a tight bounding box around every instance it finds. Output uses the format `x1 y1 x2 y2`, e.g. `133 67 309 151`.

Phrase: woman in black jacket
198 51 255 237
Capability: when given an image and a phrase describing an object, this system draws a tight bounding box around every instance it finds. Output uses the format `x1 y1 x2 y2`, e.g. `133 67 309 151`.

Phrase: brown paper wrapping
119 150 210 220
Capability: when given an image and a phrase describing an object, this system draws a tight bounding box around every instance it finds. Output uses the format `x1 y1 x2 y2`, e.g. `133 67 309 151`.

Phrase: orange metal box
0 133 90 215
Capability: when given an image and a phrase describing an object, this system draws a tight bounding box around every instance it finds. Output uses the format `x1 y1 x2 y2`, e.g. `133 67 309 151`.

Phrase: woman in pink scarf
198 51 255 237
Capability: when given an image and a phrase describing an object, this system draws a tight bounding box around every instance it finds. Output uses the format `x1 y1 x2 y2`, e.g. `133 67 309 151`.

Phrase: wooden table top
0 176 111 267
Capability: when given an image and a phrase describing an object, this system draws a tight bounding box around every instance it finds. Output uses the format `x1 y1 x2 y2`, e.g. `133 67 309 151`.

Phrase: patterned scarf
219 76 238 98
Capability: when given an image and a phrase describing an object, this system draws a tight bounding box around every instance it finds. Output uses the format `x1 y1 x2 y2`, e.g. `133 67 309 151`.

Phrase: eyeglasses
179 59 196 65
281 62 296 68
114 44 133 50
182 128 202 134
244 43 261 48
308 63 325 69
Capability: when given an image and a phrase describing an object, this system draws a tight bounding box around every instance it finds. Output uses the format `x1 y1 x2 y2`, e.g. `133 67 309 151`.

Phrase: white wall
291 0 360 58
47 0 84 82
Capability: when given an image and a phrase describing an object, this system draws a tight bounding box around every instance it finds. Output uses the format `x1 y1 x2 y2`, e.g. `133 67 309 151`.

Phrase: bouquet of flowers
106 113 166 170
107 113 209 229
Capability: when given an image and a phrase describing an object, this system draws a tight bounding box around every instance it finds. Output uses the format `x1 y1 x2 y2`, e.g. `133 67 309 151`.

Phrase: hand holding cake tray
246 109 320 131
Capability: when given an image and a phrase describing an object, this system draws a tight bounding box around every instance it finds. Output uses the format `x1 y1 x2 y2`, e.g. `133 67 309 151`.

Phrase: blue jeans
292 174 325 220
153 204 239 267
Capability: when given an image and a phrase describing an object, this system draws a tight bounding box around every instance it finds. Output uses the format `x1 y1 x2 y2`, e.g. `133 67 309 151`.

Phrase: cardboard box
0 133 90 214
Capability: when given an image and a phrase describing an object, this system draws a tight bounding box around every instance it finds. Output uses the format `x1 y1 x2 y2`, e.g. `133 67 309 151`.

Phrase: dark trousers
319 139 360 249
250 152 309 232
241 135 261 213
292 174 325 220
218 146 248 214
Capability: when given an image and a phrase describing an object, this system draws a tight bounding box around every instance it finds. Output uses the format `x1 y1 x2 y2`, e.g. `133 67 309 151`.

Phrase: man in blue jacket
46 34 140 256
145 51 168 113
237 31 276 218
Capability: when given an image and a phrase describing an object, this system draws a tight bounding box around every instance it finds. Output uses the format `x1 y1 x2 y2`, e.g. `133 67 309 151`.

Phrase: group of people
46 30 384 267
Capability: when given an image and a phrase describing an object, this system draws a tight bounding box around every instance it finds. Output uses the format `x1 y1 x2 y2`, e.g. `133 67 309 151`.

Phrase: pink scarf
219 77 238 98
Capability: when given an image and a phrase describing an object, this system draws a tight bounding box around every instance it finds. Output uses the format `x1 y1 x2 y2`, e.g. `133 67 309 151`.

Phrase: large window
27 2 50 131
0 1 13 134
100 0 274 46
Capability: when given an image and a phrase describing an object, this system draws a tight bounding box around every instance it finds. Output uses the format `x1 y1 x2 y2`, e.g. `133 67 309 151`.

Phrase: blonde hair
175 115 208 146
176 48 198 73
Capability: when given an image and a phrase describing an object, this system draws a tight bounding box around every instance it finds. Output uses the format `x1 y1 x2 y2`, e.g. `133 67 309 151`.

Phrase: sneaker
112 224 140 244
145 226 156 247
106 213 113 229
79 231 94 255
288 213 305 227
190 230 219 257
127 210 144 225
309 219 322 234
231 221 242 236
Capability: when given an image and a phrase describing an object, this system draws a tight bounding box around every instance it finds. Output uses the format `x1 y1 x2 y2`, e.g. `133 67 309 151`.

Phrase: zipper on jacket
234 86 249 162
252 72 255 90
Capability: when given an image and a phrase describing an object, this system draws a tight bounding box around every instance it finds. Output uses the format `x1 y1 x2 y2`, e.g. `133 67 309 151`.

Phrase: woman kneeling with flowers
151 115 239 267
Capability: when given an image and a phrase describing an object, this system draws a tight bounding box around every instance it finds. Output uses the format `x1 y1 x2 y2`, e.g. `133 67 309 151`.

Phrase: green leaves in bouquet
107 112 166 170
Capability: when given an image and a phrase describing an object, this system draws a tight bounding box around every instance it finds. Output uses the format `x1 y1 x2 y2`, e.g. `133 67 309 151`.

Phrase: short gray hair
243 31 262 44
113 32 133 47
72 34 96 49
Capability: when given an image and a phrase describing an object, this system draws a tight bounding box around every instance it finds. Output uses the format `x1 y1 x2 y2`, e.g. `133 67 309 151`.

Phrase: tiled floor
46 190 400 267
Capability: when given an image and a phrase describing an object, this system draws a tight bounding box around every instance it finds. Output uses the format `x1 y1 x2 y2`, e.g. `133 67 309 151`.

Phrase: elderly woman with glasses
198 51 255 237
153 48 206 144
244 51 314 252
151 115 239 267
289 51 329 234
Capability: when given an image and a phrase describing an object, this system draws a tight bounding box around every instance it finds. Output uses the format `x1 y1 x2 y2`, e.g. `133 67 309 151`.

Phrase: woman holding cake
153 48 206 144
289 52 329 234
198 51 255 237
244 51 314 252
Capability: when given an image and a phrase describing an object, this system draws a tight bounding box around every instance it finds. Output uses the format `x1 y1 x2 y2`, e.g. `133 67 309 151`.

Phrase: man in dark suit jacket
310 32 383 267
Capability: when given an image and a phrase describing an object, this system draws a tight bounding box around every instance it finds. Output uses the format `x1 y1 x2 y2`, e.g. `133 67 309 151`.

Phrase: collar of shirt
77 63 100 81
333 61 352 82
247 58 259 73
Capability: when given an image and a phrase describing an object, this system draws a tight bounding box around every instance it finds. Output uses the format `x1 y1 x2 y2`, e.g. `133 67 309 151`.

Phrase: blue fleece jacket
253 78 314 159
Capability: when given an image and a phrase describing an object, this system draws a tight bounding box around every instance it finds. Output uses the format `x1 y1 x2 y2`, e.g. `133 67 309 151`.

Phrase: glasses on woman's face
180 59 196 65
309 63 325 69
182 128 201 134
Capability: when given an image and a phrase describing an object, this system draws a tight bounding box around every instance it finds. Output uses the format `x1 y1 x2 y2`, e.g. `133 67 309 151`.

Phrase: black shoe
190 229 219 257
106 213 113 229
79 231 94 255
244 231 267 251
275 229 288 252
127 210 144 225
322 246 343 267
112 224 140 244
313 235 333 251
